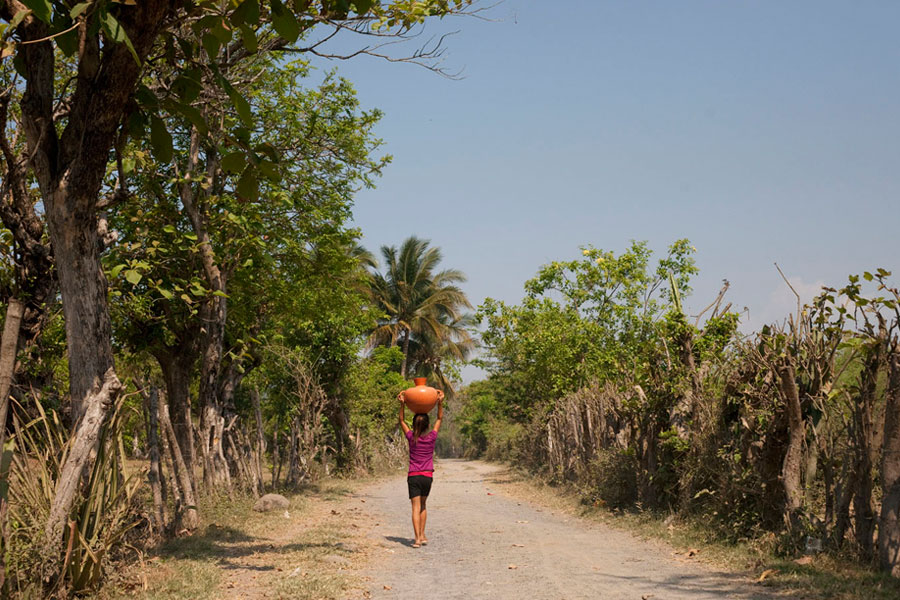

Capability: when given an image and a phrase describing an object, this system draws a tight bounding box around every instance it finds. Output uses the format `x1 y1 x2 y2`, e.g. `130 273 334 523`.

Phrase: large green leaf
270 0 300 43
221 151 247 174
231 0 261 25
222 79 253 126
239 23 258 53
20 0 52 24
149 116 173 164
236 168 259 201
201 32 221 58
101 12 140 65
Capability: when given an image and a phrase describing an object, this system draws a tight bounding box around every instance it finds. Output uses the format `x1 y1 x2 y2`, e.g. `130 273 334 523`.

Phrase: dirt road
356 459 774 600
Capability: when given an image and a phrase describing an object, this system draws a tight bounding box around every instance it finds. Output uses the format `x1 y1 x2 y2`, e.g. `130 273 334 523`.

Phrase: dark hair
412 413 430 444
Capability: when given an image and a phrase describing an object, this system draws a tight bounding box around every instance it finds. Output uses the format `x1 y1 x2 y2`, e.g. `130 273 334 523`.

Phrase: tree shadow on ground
156 524 355 562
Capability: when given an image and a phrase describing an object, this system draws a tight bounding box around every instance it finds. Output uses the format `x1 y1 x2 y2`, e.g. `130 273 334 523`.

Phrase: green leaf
20 0 52 24
172 69 203 103
124 270 142 285
222 80 253 125
158 287 174 300
221 151 246 174
353 0 375 13
231 0 260 25
110 264 126 278
211 19 232 44
10 9 29 28
69 2 91 18
149 116 173 164
173 102 209 135
239 23 258 53
212 290 229 298
201 32 221 58
257 159 281 181
270 0 300 43
236 168 259 201
863 271 873 282
55 25 79 56
101 12 140 65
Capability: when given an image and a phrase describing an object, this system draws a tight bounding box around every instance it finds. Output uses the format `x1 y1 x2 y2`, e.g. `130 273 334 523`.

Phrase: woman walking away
398 389 444 548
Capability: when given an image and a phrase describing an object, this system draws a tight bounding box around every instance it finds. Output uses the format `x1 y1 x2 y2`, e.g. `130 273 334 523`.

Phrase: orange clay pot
403 377 439 414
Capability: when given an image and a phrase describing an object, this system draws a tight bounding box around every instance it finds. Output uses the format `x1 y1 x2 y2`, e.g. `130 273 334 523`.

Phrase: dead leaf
487 492 494 495
793 556 813 566
331 509 341 515
757 568 778 583
642 595 655 600
516 520 529 524
383 585 392 590
508 564 518 570
511 544 525 548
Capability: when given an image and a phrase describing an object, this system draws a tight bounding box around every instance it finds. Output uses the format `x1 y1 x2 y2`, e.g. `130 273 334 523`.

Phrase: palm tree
405 312 477 394
367 236 473 379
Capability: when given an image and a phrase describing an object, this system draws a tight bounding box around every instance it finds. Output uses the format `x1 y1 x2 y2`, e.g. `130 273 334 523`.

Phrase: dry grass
93 477 380 600
485 466 900 600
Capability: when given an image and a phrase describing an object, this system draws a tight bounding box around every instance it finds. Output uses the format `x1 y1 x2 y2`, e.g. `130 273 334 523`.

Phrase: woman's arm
432 391 445 434
398 392 411 434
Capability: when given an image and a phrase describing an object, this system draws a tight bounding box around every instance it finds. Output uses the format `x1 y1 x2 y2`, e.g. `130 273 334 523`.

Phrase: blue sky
310 1 900 381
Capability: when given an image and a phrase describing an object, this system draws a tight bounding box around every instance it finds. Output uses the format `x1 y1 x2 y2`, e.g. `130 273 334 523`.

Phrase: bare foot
412 540 421 548
421 538 429 545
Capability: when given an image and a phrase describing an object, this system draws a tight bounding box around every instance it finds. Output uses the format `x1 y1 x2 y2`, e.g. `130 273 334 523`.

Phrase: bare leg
410 496 422 547
420 497 428 544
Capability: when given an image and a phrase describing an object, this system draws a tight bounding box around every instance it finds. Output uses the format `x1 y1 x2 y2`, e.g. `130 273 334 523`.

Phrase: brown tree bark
778 362 805 531
4 0 177 557
878 350 900 576
158 393 199 531
252 388 266 495
0 298 24 590
143 386 167 531
154 345 197 489
179 130 230 489
853 348 880 557
401 327 411 379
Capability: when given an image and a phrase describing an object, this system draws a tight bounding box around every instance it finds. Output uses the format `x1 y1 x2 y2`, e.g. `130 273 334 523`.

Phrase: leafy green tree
367 236 473 379
1 0 475 556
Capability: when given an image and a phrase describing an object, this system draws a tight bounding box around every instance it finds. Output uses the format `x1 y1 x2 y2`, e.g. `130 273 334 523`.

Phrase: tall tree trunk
778 362 805 531
143 386 167 531
878 351 900 576
14 0 175 559
159 393 200 530
401 327 410 379
180 130 229 489
272 429 281 488
155 347 197 490
854 349 880 557
0 298 24 590
252 388 266 495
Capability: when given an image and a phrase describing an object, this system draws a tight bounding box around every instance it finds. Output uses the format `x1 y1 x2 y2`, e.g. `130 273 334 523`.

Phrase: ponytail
412 413 430 445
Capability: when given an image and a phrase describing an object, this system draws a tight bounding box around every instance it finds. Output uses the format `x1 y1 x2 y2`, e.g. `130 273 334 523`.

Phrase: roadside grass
486 466 900 600
95 479 371 600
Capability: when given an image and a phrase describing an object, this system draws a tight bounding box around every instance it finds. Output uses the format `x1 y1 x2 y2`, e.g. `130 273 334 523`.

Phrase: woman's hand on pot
397 392 406 403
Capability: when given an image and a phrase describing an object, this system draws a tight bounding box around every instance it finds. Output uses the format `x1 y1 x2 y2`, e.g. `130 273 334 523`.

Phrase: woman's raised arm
433 391 445 434
398 392 411 434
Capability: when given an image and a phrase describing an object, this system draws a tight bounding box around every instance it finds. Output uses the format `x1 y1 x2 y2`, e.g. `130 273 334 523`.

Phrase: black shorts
407 475 433 499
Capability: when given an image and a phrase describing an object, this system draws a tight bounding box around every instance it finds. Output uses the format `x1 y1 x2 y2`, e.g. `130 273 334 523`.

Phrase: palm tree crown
367 236 474 380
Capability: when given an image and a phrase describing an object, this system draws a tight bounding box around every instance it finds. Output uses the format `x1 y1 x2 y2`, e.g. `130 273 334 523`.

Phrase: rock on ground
253 493 290 512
